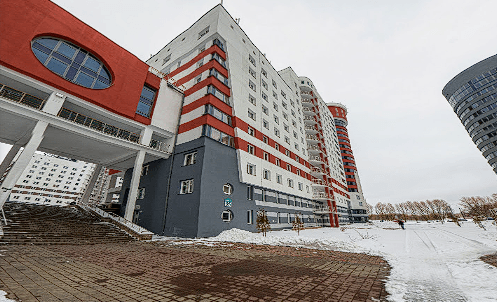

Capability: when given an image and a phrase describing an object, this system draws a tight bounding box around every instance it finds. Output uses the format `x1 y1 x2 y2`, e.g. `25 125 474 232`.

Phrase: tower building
327 103 368 222
442 54 497 173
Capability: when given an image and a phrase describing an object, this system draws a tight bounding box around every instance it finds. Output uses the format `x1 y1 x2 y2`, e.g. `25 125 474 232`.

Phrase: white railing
314 206 334 214
313 192 332 199
306 134 319 141
312 179 327 186
310 167 324 174
81 205 153 236
309 155 324 162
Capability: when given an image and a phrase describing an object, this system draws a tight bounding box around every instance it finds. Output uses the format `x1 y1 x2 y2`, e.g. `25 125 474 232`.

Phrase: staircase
0 201 136 245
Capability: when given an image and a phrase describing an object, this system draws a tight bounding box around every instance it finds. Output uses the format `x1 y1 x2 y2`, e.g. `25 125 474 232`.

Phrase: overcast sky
2 0 497 207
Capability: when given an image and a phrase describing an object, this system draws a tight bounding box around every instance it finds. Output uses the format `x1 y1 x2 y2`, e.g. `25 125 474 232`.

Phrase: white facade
9 152 95 206
147 5 352 226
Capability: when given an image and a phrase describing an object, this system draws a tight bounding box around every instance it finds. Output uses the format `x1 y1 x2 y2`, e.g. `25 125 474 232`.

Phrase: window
287 179 294 188
247 210 253 224
248 80 256 91
281 91 287 99
263 169 271 180
274 128 280 137
141 165 149 176
195 75 202 83
263 136 268 144
247 185 254 200
163 54 171 65
261 79 268 90
274 115 279 124
136 86 157 118
31 37 112 89
249 55 256 66
273 91 278 100
205 104 231 125
284 124 289 132
262 105 268 115
285 150 291 157
249 68 256 78
263 152 269 161
273 102 278 111
138 188 146 199
202 125 235 147
275 158 280 166
249 94 256 106
180 179 194 194
272 79 277 88
284 136 290 144
263 119 269 129
247 164 256 175
222 210 234 222
248 126 255 136
196 59 204 68
276 174 282 184
247 144 255 155
223 183 233 195
298 182 303 191
248 109 256 121
286 164 292 171
262 92 268 101
261 68 267 77
282 102 288 109
184 152 197 166
207 85 230 105
275 143 279 151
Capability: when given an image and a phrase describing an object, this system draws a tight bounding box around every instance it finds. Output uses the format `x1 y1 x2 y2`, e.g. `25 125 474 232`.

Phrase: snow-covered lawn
158 220 497 302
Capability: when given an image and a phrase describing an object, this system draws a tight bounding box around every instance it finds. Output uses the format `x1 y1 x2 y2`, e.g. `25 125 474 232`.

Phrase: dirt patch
480 253 497 267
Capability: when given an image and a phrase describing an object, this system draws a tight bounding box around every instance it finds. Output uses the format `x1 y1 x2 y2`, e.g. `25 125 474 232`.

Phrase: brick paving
0 241 390 302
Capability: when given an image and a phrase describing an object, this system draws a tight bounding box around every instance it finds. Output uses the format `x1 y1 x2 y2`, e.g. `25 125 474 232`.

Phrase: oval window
31 37 112 89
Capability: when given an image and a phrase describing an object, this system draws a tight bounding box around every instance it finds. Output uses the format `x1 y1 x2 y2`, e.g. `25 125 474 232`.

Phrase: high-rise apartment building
327 103 368 222
443 54 497 173
117 4 355 237
8 152 95 206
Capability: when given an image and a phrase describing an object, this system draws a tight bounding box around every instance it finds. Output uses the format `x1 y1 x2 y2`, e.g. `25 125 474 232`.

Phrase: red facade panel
0 0 159 125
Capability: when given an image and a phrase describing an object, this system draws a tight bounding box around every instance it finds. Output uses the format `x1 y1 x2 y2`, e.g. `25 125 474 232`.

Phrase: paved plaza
0 241 390 302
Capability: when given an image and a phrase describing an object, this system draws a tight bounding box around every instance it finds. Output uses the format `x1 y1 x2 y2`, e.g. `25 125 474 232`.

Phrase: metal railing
312 179 327 186
81 205 153 236
312 192 332 199
0 83 46 110
314 206 334 214
310 167 324 174
58 107 141 143
149 139 170 152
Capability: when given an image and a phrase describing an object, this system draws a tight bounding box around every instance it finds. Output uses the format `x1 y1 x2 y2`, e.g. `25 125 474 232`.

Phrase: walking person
398 219 405 230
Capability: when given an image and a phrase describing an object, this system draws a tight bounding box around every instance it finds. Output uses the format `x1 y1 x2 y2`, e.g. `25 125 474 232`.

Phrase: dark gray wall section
120 137 320 238
161 138 206 238
442 54 497 98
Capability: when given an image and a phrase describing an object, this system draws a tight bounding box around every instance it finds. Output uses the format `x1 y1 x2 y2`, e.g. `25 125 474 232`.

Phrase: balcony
308 144 325 154
305 134 320 144
301 99 314 108
300 91 313 99
0 83 46 110
311 178 327 187
312 192 332 201
302 107 316 116
304 116 317 125
314 206 334 214
304 125 319 134
309 155 327 166
310 167 325 176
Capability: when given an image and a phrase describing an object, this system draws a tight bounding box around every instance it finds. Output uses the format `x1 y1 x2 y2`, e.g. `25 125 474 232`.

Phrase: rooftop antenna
220 0 223 5
235 18 240 24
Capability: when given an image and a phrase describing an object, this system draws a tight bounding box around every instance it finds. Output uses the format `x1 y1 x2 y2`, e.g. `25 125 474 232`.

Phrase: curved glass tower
443 54 497 174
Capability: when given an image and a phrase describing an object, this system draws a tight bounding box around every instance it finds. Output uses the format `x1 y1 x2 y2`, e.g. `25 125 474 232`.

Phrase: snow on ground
0 290 16 302
156 220 497 302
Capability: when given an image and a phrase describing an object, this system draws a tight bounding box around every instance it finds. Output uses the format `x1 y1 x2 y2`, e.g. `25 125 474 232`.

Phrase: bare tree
292 212 304 235
256 209 271 236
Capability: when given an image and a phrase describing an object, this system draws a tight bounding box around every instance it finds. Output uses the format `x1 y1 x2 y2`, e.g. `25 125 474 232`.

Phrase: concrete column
124 150 145 221
79 164 103 205
0 121 48 208
0 144 22 181
42 92 65 115
140 127 153 146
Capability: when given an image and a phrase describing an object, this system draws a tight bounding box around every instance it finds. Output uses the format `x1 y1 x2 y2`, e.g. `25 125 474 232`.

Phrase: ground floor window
179 179 194 194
